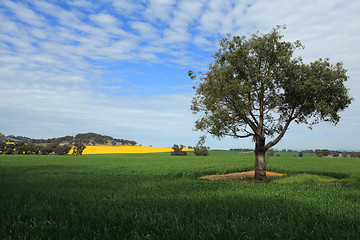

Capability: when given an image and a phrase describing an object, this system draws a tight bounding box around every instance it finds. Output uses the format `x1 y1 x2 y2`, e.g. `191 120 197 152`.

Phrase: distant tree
229 148 253 152
190 26 352 182
174 144 180 151
171 144 187 156
0 141 6 154
70 142 86 155
14 142 26 154
267 149 275 157
27 143 39 154
315 149 332 157
5 147 15 155
40 145 54 155
194 146 209 156
54 145 72 155
193 136 209 156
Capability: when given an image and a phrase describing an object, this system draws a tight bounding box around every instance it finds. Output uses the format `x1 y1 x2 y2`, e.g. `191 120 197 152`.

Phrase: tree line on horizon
314 149 360 158
0 132 137 146
230 148 360 158
0 132 137 155
0 142 86 155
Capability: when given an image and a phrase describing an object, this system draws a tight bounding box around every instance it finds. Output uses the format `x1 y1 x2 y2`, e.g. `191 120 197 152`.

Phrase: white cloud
0 12 20 33
112 0 144 15
0 73 197 144
90 12 119 27
144 0 176 23
192 35 213 48
160 0 204 44
33 0 62 17
69 0 93 8
3 0 45 26
130 21 159 40
197 0 236 35
163 28 191 43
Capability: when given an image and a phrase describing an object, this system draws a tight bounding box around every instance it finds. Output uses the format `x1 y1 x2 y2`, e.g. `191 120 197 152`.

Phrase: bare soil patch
199 170 284 183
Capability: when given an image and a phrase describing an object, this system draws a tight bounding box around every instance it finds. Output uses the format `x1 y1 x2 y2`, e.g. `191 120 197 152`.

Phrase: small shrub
267 149 275 157
5 147 15 155
194 146 209 156
68 142 86 155
54 145 72 155
171 144 187 156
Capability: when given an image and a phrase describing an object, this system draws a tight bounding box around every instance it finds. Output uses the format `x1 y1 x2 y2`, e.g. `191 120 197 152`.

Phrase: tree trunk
255 137 267 182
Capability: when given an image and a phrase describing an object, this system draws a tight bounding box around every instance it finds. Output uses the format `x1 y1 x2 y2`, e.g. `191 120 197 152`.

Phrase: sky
1 0 360 150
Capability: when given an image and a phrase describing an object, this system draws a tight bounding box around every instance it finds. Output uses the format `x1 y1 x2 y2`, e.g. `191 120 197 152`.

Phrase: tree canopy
190 26 352 182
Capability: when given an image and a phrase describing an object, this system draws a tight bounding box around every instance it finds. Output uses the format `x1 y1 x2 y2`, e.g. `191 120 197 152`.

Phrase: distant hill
0 132 137 146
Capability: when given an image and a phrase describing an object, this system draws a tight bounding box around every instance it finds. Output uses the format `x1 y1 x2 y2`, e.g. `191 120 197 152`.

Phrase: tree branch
265 108 295 150
250 110 259 126
225 93 259 136
228 133 254 138
265 99 308 150
248 92 259 126
258 83 265 137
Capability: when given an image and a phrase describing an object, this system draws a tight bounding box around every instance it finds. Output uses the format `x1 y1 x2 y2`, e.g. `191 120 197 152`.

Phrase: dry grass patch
200 170 285 182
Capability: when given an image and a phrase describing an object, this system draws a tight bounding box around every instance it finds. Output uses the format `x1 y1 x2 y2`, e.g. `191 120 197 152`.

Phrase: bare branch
249 110 259 126
224 93 259 136
265 108 295 150
229 133 254 138
265 99 308 150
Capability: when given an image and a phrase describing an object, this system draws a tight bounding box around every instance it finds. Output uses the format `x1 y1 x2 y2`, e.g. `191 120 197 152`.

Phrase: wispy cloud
3 0 45 27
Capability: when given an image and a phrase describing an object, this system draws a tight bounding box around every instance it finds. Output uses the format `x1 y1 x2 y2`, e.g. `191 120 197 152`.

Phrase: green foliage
0 152 360 239
69 142 86 155
74 132 136 146
315 149 360 158
0 132 137 146
54 145 72 155
267 149 275 156
193 146 209 156
171 144 187 156
0 141 72 155
193 136 209 156
190 26 352 151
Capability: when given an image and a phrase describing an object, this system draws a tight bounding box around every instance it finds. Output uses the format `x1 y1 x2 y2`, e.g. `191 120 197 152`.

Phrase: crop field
82 146 193 154
1 151 360 239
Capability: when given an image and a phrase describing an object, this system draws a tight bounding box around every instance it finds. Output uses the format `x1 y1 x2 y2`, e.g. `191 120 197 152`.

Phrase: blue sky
1 0 360 150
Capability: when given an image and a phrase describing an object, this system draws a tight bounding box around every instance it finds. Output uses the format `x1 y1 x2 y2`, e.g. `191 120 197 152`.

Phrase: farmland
1 151 360 239
82 146 193 154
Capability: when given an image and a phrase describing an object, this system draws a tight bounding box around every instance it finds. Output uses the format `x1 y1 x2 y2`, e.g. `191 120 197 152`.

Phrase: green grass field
1 151 360 239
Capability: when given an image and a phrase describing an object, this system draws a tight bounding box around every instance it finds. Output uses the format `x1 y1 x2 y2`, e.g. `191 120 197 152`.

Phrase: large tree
190 27 352 182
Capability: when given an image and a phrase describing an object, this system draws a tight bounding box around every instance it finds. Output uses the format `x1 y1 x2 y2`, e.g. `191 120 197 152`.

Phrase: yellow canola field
82 146 194 154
